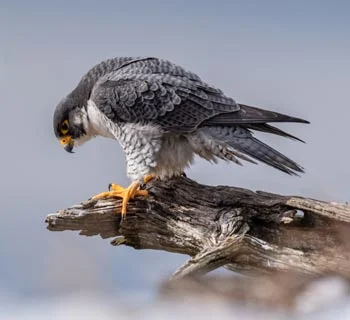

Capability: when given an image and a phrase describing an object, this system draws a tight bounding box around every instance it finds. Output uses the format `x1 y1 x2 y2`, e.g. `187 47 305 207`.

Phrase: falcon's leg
143 174 155 184
92 175 155 219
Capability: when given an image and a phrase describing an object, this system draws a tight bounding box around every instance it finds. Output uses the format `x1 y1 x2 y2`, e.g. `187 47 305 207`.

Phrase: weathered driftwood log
46 177 350 279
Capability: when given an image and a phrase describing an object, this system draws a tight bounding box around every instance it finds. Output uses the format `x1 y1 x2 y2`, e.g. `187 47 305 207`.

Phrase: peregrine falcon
53 57 308 218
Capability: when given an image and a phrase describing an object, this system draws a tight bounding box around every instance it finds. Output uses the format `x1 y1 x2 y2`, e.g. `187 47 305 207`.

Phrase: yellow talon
92 181 149 219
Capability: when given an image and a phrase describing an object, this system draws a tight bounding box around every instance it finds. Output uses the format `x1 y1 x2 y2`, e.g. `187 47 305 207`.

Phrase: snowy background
1 0 349 318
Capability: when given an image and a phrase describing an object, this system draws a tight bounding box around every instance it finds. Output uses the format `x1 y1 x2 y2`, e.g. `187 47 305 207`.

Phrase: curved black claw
108 183 113 191
140 183 147 190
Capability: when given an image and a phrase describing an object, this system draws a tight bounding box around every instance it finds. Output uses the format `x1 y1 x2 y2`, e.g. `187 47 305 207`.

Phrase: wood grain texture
46 177 350 278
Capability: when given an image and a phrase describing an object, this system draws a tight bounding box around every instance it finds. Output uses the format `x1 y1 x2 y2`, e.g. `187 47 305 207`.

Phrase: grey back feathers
90 57 240 133
54 56 308 177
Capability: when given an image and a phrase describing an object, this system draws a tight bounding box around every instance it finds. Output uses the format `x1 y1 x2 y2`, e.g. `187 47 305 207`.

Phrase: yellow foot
92 182 148 219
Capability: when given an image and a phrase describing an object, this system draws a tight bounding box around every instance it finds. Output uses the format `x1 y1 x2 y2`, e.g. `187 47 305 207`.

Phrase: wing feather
90 58 239 132
90 58 307 139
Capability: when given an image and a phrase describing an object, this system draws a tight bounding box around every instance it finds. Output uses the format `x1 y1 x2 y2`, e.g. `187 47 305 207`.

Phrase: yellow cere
60 136 72 146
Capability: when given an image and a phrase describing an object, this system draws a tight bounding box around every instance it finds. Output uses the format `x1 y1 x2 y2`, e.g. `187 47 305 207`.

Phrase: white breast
84 101 195 181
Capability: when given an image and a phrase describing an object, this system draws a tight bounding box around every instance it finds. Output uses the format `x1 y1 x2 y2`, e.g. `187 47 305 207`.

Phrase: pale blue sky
1 0 349 300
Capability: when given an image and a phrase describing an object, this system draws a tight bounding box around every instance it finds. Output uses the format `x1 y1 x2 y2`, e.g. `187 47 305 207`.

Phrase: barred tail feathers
203 126 304 175
226 136 304 175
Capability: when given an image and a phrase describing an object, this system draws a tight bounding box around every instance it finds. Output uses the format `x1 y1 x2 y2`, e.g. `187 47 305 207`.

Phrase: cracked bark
45 177 350 278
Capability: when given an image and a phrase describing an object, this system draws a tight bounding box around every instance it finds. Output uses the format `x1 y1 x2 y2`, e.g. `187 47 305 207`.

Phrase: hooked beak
59 136 74 153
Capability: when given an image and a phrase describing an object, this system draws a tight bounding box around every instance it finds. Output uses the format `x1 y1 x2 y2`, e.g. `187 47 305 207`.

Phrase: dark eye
61 120 69 134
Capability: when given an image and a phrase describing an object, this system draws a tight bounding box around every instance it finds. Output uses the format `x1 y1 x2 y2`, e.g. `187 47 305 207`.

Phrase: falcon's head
53 96 90 153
